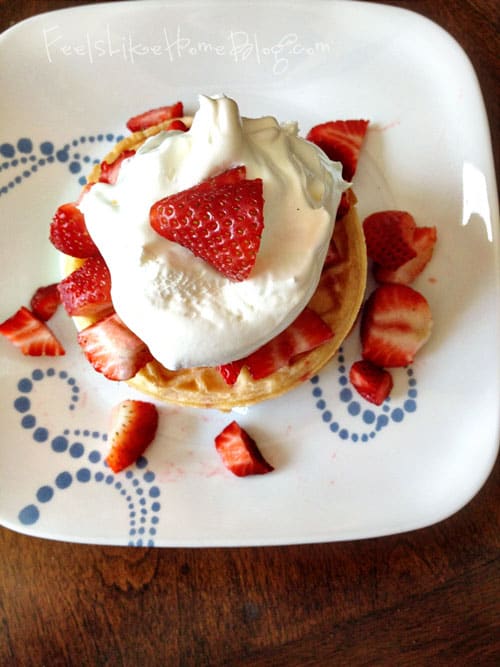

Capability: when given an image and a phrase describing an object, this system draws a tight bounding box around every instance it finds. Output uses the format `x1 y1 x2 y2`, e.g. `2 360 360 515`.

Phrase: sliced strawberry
306 119 369 181
105 400 159 473
349 360 393 405
150 170 264 282
166 119 188 132
50 202 99 259
58 256 114 319
126 101 184 132
217 360 244 386
0 306 65 356
30 283 61 321
77 313 153 381
99 149 136 185
214 420 274 477
243 308 333 380
374 226 437 285
363 210 417 271
361 284 433 368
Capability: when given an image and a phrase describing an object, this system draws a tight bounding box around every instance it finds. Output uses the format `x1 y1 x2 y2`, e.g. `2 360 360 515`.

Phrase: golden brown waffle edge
64 121 367 410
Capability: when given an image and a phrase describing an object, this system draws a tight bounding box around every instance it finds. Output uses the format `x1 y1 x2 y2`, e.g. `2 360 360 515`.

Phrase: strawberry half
106 400 159 473
150 169 264 282
77 313 153 381
214 420 274 477
99 149 136 185
361 284 433 368
58 256 113 319
349 360 393 406
50 202 99 259
219 307 333 383
30 283 61 321
363 211 417 271
306 119 369 181
0 306 65 356
374 226 437 285
126 101 184 132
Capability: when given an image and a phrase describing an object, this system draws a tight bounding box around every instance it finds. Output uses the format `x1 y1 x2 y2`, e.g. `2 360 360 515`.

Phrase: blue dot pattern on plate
13 368 159 546
310 348 419 442
1 130 160 546
0 132 124 195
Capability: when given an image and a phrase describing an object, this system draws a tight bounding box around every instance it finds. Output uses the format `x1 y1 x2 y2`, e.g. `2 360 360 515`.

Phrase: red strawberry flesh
30 283 61 321
166 119 188 132
58 256 114 318
361 284 433 368
217 360 244 386
349 360 393 405
106 400 159 473
77 313 153 381
219 307 333 383
0 306 65 356
374 226 437 285
150 169 264 281
215 420 274 477
306 119 369 181
126 102 184 132
50 202 99 259
99 149 136 185
363 210 417 271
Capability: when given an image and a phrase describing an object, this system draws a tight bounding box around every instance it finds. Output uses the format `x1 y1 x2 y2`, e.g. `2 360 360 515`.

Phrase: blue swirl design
310 348 418 442
13 368 160 546
2 132 162 544
0 132 124 196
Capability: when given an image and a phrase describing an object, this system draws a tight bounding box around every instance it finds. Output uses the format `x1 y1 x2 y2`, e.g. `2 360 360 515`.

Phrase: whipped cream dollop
80 95 347 369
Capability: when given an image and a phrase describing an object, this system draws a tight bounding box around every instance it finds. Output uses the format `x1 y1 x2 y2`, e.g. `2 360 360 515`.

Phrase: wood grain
0 2 499 665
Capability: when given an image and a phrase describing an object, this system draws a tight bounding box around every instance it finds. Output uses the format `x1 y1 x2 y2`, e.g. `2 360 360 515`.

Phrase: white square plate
0 1 498 546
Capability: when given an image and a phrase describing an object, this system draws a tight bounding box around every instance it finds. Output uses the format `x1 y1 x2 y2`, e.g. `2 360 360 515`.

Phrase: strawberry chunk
98 149 136 185
217 360 244 386
50 202 99 259
30 283 61 321
306 119 369 181
243 307 333 380
166 119 188 132
58 256 114 319
106 400 159 473
363 211 417 271
361 284 433 367
126 102 184 132
219 307 332 384
374 226 437 285
0 306 65 356
349 360 393 405
150 169 264 282
215 420 274 477
77 313 153 381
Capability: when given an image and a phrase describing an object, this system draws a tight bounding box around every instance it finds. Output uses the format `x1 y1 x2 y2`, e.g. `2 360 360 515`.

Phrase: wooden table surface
1 1 498 665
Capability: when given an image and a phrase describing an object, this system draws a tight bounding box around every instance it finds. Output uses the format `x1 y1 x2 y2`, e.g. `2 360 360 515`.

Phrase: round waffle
65 121 367 410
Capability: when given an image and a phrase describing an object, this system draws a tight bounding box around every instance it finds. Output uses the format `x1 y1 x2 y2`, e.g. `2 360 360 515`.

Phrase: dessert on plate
54 95 368 409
